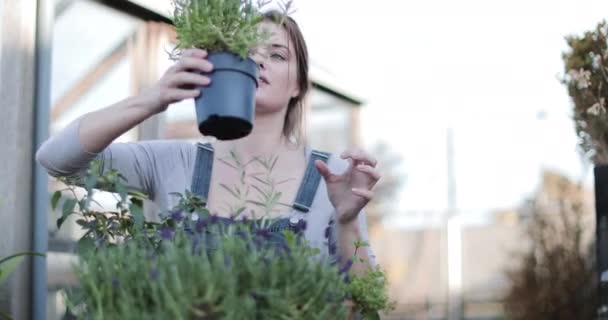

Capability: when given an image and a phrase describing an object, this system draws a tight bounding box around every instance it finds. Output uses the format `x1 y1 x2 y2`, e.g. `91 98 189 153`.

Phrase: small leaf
0 252 44 285
218 158 238 170
275 178 295 186
270 156 278 171
115 183 128 203
367 311 381 320
220 184 239 199
56 217 65 229
246 200 266 207
75 219 89 227
251 185 269 198
77 236 95 254
235 207 246 217
252 176 271 186
84 172 97 191
128 190 149 199
59 199 77 229
130 201 144 229
282 230 296 248
51 191 61 211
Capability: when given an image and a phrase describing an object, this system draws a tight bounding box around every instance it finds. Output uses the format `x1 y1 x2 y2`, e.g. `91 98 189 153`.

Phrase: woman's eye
270 53 286 61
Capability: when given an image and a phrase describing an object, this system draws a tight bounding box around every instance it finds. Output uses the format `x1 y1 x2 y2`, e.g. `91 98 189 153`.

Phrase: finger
340 149 377 167
182 48 208 58
169 72 211 88
165 88 200 102
356 164 381 182
174 57 214 73
315 160 338 183
351 188 374 201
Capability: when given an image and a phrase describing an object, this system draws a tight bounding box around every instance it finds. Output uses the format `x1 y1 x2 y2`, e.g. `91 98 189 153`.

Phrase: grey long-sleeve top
36 115 376 264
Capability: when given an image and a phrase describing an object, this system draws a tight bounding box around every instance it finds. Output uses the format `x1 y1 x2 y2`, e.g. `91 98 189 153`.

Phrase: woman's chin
254 103 284 116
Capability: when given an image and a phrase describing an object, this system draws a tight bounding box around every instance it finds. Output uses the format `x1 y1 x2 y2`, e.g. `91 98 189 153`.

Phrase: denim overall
190 142 330 242
189 143 364 319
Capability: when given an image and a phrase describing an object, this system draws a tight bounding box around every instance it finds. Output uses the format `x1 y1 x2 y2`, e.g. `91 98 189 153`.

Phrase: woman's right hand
138 48 214 114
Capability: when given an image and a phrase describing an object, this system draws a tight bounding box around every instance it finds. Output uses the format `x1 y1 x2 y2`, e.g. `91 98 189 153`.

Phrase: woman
36 12 380 275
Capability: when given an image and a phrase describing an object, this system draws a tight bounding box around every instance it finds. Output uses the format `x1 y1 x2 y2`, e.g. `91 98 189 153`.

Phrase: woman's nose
251 50 266 70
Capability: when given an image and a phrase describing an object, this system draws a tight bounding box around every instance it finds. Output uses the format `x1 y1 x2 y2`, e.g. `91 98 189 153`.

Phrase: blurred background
1 0 607 319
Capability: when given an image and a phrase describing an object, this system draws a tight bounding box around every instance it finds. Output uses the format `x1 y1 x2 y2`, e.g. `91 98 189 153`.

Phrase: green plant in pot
171 0 293 140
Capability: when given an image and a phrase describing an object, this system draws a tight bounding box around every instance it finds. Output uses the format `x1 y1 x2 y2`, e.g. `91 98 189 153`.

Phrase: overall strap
292 150 331 213
190 143 214 205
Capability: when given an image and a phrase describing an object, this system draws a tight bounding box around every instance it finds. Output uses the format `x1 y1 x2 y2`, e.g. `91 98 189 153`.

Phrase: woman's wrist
336 209 361 232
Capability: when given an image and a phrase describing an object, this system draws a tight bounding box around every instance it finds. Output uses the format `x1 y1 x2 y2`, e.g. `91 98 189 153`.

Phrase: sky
284 0 608 227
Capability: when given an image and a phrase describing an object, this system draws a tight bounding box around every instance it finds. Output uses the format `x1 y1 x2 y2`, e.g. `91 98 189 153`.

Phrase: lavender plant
52 156 393 319
171 0 295 59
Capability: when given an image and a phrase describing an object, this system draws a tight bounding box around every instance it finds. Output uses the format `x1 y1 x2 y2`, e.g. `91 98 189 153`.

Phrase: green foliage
347 242 396 319
69 225 350 319
54 158 393 319
171 0 294 59
503 171 597 320
0 252 46 286
562 20 608 164
0 252 45 320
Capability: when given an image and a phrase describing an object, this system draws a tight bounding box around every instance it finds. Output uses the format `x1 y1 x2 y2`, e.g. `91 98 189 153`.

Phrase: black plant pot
595 165 608 317
195 52 259 140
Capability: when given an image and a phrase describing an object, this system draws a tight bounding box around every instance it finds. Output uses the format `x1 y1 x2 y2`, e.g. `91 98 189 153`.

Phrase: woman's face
252 21 300 115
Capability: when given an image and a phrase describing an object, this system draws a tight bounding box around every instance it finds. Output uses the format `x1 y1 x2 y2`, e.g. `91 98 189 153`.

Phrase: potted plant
171 0 292 140
562 20 608 316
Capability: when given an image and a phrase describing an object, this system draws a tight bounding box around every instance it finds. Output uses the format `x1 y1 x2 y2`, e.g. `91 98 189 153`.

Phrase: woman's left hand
315 148 381 225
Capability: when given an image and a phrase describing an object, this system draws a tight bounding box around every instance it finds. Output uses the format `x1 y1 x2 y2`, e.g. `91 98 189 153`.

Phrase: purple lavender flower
255 228 272 240
195 218 208 233
328 241 337 256
338 258 354 275
170 209 184 223
209 214 220 225
149 268 159 281
160 226 175 241
324 225 332 239
112 277 120 289
295 219 307 233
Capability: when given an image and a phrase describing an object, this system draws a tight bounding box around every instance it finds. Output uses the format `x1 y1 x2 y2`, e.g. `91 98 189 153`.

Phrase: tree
562 20 608 165
504 171 597 320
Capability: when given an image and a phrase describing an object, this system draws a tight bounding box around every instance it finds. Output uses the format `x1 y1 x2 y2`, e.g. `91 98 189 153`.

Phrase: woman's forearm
78 95 157 153
336 221 374 275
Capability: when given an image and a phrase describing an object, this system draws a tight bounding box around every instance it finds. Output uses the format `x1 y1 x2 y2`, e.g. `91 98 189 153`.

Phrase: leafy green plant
0 252 46 320
346 241 396 319
53 156 393 319
171 0 294 59
562 20 608 164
